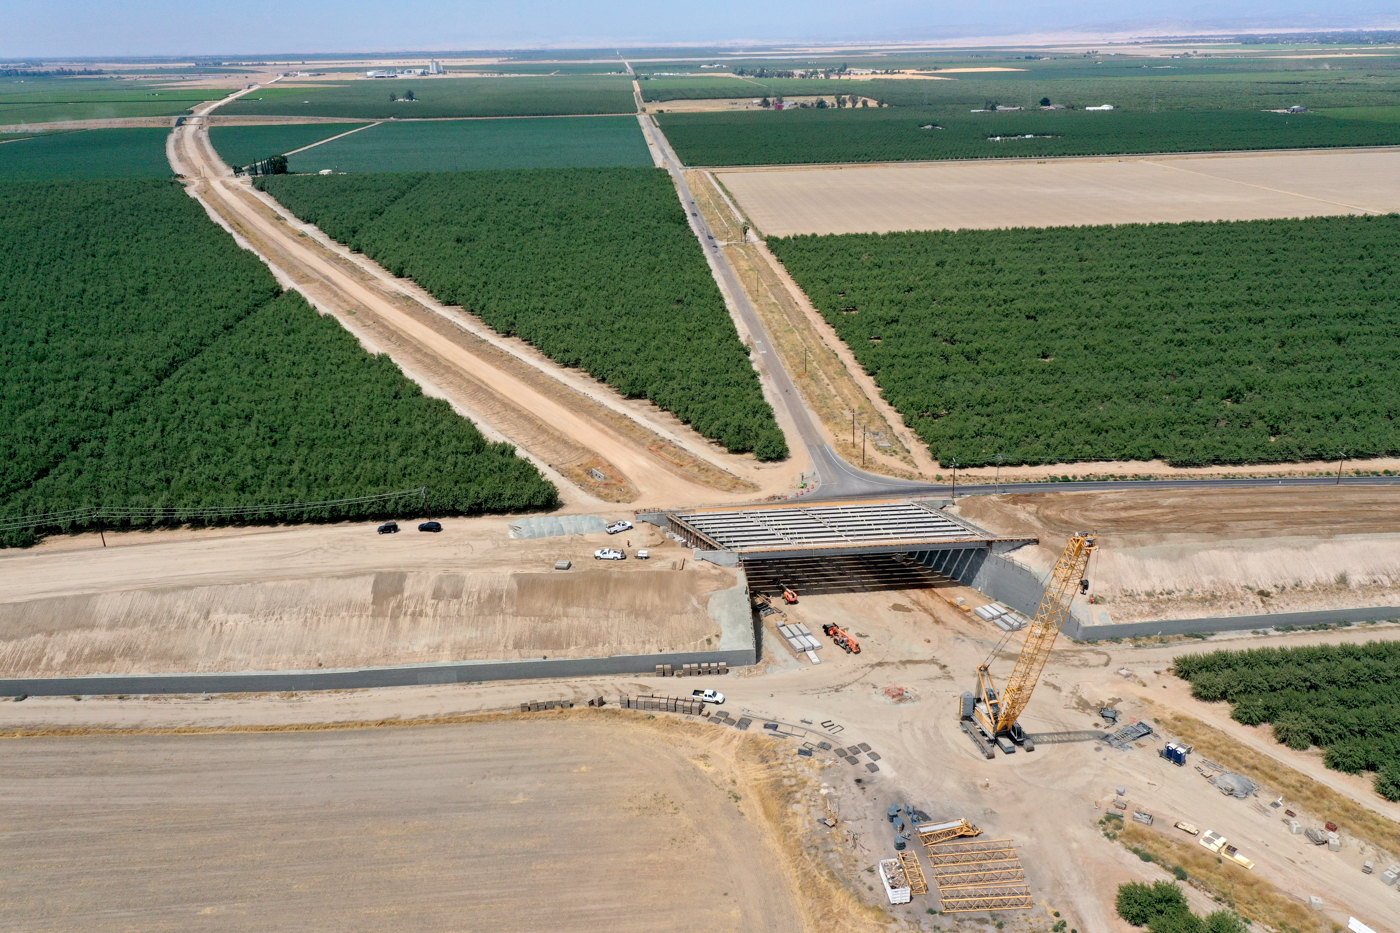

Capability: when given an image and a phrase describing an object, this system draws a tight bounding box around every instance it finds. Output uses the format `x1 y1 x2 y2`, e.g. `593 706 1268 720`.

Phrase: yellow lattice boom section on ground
897 851 928 895
929 839 1034 912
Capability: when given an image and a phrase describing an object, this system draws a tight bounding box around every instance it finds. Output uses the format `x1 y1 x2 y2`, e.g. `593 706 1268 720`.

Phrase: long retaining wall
1067 605 1400 641
0 647 757 698
915 547 1398 643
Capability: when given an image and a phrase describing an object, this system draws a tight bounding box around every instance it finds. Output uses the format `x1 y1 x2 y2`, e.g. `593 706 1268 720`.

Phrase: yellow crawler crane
962 532 1096 757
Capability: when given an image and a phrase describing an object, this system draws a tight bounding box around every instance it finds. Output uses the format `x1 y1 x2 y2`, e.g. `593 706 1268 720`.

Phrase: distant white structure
428 60 444 75
1085 104 1114 111
366 69 396 78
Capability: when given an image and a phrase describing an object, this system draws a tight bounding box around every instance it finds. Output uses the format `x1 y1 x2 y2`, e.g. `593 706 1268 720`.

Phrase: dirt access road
169 90 798 508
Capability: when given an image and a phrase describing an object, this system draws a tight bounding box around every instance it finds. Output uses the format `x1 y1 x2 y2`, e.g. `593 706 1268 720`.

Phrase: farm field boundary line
688 142 1400 172
1147 157 1385 215
282 121 380 154
207 113 643 125
177 108 761 502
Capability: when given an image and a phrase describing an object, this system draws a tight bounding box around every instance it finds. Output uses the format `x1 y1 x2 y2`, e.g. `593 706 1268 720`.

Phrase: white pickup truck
692 688 725 704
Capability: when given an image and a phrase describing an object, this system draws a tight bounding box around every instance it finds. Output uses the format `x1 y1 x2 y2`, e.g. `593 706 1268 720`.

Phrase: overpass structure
665 498 1033 562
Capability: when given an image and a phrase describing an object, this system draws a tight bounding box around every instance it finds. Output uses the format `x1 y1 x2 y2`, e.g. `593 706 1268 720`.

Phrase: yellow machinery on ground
961 532 1096 757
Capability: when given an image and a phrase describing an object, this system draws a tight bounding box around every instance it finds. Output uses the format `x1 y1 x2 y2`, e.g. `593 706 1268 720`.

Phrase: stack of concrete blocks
654 661 728 676
520 699 574 711
1381 864 1400 886
972 602 1029 632
1327 832 1341 852
777 622 822 662
621 694 707 715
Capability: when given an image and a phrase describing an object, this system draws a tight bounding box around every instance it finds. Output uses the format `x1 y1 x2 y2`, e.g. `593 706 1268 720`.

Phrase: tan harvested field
0 716 807 933
718 148 1400 236
0 517 741 677
955 486 1400 623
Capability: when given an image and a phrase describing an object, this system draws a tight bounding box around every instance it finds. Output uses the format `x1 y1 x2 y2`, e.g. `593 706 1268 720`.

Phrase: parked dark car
377 521 399 534
418 521 442 533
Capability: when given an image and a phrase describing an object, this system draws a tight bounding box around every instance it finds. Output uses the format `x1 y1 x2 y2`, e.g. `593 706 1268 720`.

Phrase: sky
4 0 1398 59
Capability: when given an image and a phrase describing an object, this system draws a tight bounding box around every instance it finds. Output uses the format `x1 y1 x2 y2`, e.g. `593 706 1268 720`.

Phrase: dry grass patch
1155 708 1400 857
1115 821 1326 933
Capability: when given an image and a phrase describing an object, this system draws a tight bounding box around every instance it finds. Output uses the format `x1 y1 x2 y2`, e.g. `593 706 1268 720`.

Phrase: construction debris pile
1211 772 1258 799
1101 720 1154 749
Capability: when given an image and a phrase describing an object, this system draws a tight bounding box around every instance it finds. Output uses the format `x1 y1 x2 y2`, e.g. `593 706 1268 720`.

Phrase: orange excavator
822 623 862 654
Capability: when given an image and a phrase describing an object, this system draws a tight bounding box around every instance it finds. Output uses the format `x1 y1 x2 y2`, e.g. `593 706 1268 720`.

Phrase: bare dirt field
0 715 809 933
955 486 1400 623
717 148 1400 236
0 517 740 677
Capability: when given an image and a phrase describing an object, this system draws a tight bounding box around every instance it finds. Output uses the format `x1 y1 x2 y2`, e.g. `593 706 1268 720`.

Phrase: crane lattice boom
976 532 1095 741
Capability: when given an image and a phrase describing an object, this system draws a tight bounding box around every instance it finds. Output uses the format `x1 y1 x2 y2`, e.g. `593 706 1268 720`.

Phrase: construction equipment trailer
960 532 1096 758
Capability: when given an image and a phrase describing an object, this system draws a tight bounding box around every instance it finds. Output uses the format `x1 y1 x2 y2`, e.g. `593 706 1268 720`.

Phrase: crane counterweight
963 532 1096 755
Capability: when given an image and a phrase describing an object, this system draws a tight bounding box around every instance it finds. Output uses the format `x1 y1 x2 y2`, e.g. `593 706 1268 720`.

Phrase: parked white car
692 688 725 704
606 520 634 535
594 548 626 561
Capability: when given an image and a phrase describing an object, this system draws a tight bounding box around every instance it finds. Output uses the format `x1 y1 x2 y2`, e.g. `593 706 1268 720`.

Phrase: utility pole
951 457 958 498
861 427 867 467
851 411 856 446
995 453 1003 494
1335 451 1346 485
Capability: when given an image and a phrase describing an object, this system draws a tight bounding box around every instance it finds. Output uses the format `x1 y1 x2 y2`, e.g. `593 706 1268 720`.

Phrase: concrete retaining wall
913 549 1049 621
1068 605 1400 641
912 548 1395 643
0 647 758 698
0 567 759 698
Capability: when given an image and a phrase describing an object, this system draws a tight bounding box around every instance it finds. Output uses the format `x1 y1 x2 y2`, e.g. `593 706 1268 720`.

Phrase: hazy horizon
5 1 1398 60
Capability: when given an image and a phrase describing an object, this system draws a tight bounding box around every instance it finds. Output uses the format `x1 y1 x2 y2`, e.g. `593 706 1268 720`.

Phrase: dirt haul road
169 95 798 508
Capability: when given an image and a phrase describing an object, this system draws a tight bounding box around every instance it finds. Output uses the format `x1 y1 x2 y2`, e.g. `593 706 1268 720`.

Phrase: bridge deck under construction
666 498 1031 561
